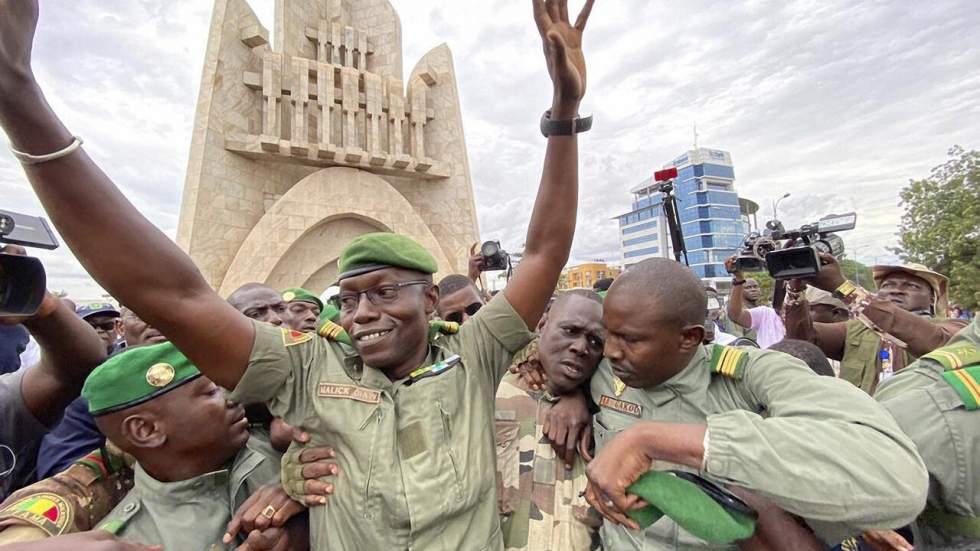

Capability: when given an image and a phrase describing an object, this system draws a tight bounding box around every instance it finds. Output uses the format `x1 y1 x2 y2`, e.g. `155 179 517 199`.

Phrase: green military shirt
230 294 534 550
591 344 928 550
875 319 980 547
96 436 280 549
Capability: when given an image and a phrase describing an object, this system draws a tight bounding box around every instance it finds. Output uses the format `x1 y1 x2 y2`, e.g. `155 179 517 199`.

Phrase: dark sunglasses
444 302 483 324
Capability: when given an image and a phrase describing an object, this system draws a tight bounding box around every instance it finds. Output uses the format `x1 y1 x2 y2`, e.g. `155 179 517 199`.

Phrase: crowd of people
1 1 978 550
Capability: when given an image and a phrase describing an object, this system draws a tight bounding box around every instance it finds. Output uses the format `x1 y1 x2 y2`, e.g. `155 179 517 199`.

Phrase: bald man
583 258 927 549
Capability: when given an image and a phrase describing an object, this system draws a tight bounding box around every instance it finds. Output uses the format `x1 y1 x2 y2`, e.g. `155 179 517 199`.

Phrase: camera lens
481 241 499 257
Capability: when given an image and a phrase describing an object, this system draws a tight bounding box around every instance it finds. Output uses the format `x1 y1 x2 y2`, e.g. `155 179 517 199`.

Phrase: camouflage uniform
0 445 133 544
495 371 600 551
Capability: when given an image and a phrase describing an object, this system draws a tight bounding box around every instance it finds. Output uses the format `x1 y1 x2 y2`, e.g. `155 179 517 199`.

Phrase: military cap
82 342 201 416
627 470 757 544
319 302 340 324
75 303 120 320
804 286 846 310
337 232 438 281
281 287 323 311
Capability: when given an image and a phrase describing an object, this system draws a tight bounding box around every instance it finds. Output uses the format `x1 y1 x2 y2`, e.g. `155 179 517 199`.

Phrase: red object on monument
654 167 678 182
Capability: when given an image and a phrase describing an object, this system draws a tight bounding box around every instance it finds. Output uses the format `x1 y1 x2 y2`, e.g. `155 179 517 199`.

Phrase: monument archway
219 167 454 296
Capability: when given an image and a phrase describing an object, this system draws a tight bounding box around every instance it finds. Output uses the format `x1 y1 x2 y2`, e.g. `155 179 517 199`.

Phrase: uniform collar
643 345 709 407
134 462 231 505
345 344 453 392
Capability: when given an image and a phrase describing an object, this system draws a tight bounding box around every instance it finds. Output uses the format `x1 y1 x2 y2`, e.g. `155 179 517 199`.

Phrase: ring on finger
260 505 277 519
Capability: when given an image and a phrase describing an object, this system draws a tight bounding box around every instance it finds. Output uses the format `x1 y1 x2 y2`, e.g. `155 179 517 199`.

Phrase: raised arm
0 1 253 388
783 281 847 361
724 257 753 328
503 0 595 329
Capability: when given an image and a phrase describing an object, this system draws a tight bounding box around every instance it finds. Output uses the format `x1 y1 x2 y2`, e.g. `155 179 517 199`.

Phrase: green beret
337 233 437 281
82 342 202 417
319 302 340 324
627 470 756 544
281 287 323 310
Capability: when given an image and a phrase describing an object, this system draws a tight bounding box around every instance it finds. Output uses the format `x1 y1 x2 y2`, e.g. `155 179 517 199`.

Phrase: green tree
839 258 875 290
894 146 980 310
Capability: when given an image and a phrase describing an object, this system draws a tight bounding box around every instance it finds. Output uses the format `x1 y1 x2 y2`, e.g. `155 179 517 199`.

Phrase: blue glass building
617 148 749 283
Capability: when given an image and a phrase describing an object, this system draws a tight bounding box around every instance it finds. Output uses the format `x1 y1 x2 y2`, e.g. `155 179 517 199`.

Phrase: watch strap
540 109 593 137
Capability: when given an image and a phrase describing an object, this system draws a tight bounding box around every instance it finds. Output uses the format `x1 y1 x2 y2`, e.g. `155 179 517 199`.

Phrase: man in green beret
0 0 596 548
78 343 299 549
582 258 928 549
281 287 322 333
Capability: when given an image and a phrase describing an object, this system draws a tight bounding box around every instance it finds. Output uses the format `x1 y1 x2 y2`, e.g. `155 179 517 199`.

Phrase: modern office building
616 148 751 286
560 262 622 290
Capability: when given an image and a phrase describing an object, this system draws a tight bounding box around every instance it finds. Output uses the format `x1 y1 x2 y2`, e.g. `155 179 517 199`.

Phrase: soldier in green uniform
869 319 980 549
582 258 928 549
784 256 968 394
75 342 294 550
0 1 596 549
281 288 323 333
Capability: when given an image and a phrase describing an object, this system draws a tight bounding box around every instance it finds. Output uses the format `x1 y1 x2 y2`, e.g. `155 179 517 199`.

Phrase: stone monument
176 0 481 296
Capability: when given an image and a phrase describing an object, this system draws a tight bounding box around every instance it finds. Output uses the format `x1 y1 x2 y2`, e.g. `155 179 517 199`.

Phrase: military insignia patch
282 291 297 302
924 343 980 371
145 363 175 387
943 365 980 410
709 345 748 379
0 493 73 536
281 328 314 347
613 376 627 397
318 320 344 340
317 382 381 404
599 395 642 417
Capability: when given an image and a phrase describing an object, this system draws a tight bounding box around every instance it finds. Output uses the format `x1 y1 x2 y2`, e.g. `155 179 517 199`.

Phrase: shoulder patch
708 345 748 379
924 343 980 371
281 328 314 347
942 365 980 410
97 500 141 535
428 320 459 342
317 320 351 346
0 493 73 536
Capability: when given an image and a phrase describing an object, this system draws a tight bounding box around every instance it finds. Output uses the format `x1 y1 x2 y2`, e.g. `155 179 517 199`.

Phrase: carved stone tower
176 0 480 295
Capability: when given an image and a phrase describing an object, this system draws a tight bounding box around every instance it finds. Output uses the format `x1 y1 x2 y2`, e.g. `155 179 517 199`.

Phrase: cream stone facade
177 0 480 296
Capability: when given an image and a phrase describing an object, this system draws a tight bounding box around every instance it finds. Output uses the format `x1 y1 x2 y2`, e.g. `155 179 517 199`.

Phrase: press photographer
784 255 969 394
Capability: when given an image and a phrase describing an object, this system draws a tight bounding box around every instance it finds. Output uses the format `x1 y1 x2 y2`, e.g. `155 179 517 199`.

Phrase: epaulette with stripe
428 320 460 341
923 343 980 371
318 320 352 346
708 345 748 380
942 365 980 410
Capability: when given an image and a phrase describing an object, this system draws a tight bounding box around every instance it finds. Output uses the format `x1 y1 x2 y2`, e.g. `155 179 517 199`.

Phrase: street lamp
772 193 791 221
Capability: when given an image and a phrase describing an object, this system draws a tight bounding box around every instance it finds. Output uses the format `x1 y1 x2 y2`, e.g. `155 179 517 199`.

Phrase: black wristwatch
540 109 593 137
731 278 746 286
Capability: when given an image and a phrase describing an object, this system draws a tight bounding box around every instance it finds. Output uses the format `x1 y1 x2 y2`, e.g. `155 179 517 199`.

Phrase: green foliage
894 146 980 310
839 258 876 290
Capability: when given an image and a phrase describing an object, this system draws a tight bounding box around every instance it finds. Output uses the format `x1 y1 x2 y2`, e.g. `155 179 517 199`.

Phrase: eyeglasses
338 281 430 311
444 302 483 324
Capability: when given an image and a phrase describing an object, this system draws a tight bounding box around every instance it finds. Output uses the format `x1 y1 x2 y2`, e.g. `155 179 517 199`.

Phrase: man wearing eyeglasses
0 0 595 547
75 303 124 355
437 274 487 325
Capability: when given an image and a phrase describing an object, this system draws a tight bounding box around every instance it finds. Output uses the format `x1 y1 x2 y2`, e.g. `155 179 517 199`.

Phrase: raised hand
0 0 40 90
532 0 595 113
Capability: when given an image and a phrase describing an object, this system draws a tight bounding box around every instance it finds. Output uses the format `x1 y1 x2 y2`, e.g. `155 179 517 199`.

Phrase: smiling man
784 258 968 393
0 0 595 548
584 258 928 549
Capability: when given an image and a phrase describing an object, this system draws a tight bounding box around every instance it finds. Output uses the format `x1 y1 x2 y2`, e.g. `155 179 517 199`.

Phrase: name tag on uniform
599 395 642 417
317 383 381 404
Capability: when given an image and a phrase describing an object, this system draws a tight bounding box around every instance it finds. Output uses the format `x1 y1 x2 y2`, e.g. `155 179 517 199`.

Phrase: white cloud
2 0 978 299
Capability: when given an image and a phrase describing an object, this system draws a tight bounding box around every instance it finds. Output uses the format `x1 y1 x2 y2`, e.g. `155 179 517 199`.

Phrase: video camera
1 209 59 316
732 212 857 279
480 240 511 272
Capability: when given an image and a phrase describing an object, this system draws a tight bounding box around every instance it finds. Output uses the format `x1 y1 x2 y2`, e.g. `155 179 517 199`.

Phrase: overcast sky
2 0 978 300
